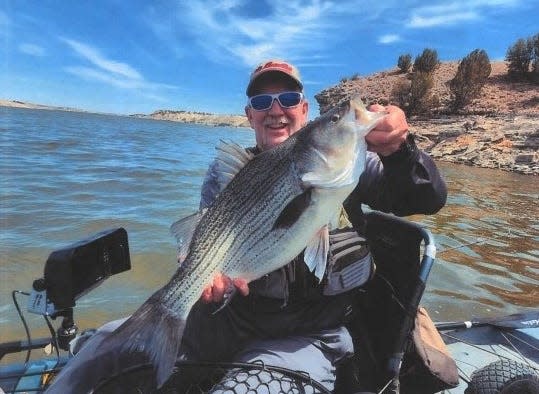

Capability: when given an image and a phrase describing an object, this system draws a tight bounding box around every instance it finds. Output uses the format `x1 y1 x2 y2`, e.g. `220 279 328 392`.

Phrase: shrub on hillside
413 49 440 74
449 49 492 111
531 33 539 82
506 37 533 78
397 54 412 73
506 33 539 83
391 79 410 109
391 72 436 116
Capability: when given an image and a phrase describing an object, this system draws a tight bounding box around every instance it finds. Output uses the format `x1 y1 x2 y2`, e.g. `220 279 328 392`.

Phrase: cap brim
246 70 303 96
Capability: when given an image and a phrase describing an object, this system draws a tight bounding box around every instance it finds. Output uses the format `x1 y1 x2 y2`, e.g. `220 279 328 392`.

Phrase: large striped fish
63 96 385 391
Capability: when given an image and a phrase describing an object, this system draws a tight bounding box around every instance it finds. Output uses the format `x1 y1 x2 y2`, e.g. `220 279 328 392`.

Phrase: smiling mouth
263 116 289 129
267 123 288 129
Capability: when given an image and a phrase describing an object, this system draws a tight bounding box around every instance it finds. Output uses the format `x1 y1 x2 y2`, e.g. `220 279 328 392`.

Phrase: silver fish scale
163 138 305 313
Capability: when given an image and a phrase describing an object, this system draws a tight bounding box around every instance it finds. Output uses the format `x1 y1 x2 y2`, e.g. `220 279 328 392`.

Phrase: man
182 60 447 391
200 60 445 302
46 60 446 393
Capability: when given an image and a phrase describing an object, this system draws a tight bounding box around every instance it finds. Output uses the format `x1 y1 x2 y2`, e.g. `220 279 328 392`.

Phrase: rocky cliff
315 62 538 175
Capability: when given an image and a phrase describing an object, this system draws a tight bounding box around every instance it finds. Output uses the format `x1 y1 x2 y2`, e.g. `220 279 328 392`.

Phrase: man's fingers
366 104 409 156
201 285 213 303
211 273 228 303
233 278 250 296
201 274 249 303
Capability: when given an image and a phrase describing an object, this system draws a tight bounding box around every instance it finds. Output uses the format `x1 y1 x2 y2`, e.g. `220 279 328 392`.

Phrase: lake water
1 107 538 345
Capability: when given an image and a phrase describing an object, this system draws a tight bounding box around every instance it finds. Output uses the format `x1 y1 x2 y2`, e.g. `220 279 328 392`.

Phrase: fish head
298 96 386 188
316 95 386 145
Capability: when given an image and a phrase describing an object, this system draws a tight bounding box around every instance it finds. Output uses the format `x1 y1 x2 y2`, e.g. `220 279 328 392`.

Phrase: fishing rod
435 310 539 331
435 237 488 256
434 225 518 257
433 225 516 257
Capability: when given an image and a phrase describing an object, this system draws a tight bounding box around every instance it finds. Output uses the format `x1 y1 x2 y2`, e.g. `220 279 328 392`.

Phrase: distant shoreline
0 99 250 128
143 109 250 127
0 99 85 113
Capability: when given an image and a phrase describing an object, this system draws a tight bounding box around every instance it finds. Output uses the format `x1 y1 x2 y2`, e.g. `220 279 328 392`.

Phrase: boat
1 212 537 393
439 315 539 394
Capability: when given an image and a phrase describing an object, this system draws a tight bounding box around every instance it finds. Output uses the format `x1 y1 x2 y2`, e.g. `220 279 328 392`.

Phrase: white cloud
149 0 358 67
184 0 331 66
406 0 520 28
408 12 477 28
61 38 176 97
19 43 45 56
61 38 142 80
65 66 139 89
379 34 400 44
144 0 524 71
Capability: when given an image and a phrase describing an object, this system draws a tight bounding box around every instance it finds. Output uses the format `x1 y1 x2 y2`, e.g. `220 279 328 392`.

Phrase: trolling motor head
27 228 131 349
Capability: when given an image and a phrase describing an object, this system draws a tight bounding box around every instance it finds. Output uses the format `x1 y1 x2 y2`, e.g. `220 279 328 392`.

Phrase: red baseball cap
246 59 303 96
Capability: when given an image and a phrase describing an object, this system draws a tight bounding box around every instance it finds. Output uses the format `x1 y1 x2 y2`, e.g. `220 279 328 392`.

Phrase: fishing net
94 361 331 394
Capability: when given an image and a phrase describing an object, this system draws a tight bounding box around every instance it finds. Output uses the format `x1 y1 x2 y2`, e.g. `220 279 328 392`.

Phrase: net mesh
94 361 331 394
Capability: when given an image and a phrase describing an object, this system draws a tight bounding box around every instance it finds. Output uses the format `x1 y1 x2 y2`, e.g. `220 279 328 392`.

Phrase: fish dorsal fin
272 188 313 230
170 211 204 263
215 141 254 193
304 225 330 282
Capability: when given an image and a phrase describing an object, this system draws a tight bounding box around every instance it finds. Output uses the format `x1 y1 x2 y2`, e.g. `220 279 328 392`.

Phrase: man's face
245 81 309 151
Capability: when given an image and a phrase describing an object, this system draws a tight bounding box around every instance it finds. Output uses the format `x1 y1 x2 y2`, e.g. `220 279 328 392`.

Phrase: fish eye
330 114 340 123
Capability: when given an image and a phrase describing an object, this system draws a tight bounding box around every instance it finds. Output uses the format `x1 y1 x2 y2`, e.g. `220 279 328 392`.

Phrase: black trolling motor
27 228 132 350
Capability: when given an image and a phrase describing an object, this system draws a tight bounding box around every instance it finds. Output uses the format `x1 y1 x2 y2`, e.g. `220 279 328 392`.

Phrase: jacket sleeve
343 134 447 221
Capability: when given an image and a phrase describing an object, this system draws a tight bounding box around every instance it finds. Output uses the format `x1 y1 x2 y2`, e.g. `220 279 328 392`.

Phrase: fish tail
103 291 187 388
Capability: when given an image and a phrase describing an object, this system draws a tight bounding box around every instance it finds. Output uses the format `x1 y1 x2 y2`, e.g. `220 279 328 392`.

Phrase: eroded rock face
314 62 538 175
412 115 539 175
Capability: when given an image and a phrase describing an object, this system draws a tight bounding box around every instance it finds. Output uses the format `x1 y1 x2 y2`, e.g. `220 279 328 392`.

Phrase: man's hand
201 273 249 303
367 104 409 156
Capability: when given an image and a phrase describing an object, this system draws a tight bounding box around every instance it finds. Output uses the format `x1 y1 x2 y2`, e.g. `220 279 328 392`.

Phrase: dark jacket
344 134 447 228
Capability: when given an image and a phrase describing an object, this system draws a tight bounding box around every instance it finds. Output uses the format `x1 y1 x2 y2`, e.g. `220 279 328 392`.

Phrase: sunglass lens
278 92 301 107
250 92 301 110
251 95 273 110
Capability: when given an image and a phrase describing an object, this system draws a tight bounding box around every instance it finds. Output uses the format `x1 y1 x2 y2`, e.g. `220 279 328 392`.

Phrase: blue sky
1 0 538 116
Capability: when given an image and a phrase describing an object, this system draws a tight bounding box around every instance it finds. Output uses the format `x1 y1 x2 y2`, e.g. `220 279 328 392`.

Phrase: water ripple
1 108 538 341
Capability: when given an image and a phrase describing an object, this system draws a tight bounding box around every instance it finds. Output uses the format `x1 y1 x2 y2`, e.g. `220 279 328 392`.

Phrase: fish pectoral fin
170 211 204 262
304 225 330 282
272 189 313 230
215 141 255 192
214 167 236 191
